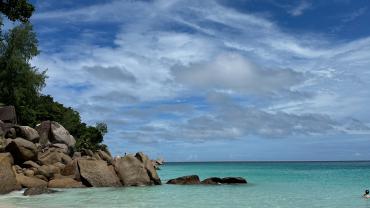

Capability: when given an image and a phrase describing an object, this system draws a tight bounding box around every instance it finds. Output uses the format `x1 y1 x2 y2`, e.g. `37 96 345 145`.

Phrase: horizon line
164 160 370 163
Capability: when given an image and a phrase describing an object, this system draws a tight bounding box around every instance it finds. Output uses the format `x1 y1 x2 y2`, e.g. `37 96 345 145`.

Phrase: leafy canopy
0 0 34 22
0 20 109 152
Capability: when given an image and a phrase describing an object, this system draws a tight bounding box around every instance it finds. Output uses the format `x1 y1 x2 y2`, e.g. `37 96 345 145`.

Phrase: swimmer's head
366 190 369 194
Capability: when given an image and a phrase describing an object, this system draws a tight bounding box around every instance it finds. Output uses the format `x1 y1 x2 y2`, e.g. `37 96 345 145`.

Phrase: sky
11 0 370 161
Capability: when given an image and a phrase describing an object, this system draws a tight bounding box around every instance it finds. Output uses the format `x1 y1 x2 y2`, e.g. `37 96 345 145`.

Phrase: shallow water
1 162 370 208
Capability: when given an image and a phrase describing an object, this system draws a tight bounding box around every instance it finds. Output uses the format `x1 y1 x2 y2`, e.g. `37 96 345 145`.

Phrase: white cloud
29 0 370 153
288 1 312 16
173 53 304 94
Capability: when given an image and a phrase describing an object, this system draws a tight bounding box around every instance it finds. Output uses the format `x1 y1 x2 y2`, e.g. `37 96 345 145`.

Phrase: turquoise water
1 162 370 208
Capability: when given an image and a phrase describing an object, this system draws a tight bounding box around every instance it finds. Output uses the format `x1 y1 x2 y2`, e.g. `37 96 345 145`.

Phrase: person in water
363 190 370 198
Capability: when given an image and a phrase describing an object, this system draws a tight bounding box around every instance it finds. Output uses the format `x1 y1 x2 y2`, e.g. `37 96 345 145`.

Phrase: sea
1 161 370 208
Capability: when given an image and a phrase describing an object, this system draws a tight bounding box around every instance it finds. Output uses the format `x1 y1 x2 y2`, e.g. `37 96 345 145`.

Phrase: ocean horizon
2 161 370 208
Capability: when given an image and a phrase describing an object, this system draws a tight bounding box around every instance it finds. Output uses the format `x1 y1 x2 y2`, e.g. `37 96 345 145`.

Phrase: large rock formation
35 121 51 145
16 126 39 143
78 159 122 187
50 121 76 147
167 175 201 185
5 138 37 163
0 153 20 194
114 153 161 186
0 120 162 195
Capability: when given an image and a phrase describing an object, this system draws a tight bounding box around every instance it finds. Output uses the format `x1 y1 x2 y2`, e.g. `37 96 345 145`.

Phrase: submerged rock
201 177 224 185
168 176 248 185
23 187 58 196
201 177 247 184
221 177 247 184
167 175 201 185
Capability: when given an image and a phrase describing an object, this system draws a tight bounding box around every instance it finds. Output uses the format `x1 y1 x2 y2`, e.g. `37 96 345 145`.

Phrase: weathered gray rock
50 121 76 147
53 162 66 170
23 160 41 169
0 153 20 194
23 187 58 196
78 159 121 187
6 127 16 139
81 149 94 157
50 143 69 154
60 160 80 180
34 174 48 182
98 150 112 163
5 138 37 163
16 174 48 188
17 126 39 143
24 169 35 177
35 165 60 179
48 178 85 188
35 121 51 145
135 152 161 185
167 175 201 185
37 148 72 165
114 153 161 186
0 106 17 124
93 152 101 160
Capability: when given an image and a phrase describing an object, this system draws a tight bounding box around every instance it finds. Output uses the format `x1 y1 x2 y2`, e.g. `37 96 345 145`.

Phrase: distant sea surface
1 161 370 208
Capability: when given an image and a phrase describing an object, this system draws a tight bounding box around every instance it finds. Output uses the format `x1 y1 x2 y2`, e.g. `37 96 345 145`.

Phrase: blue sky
15 0 370 161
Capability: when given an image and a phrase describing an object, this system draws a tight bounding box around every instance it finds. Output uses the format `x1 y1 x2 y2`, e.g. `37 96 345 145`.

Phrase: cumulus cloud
173 53 305 94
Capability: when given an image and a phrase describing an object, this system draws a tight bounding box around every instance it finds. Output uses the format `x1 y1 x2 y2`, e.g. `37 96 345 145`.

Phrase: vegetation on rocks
0 1 107 151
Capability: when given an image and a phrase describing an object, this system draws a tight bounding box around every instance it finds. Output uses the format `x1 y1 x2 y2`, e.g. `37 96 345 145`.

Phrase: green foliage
96 122 108 136
75 124 108 151
0 0 34 22
0 23 46 126
0 21 109 152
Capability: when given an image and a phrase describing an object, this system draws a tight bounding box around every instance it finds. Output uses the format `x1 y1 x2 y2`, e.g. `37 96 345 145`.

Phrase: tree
75 123 108 151
0 23 46 125
96 122 108 136
0 0 34 22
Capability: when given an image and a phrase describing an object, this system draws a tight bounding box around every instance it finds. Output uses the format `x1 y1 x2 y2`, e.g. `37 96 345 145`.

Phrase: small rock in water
167 175 200 185
23 187 58 196
221 177 247 184
201 177 224 185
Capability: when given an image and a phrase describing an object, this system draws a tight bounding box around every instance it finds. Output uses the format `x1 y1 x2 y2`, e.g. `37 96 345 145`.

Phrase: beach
1 161 370 208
